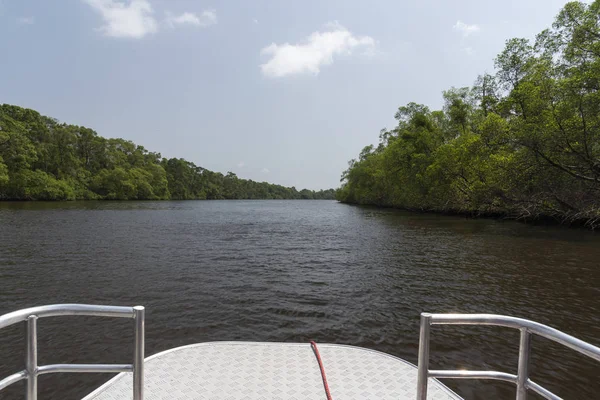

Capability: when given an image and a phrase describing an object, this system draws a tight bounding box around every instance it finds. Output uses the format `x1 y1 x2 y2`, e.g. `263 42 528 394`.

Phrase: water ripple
0 200 599 399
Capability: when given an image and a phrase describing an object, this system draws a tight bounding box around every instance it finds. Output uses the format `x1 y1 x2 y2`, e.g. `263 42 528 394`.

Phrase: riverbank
337 2 600 232
336 200 599 230
0 104 335 201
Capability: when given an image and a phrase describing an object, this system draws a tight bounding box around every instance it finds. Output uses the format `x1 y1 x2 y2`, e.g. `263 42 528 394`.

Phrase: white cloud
261 168 270 174
84 0 158 39
17 16 35 25
463 46 474 56
237 161 245 168
199 10 217 26
453 20 480 37
253 18 259 24
166 10 217 28
260 22 375 78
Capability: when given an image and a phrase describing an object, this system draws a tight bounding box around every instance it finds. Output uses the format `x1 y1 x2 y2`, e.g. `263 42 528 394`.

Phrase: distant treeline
0 105 335 201
338 1 600 228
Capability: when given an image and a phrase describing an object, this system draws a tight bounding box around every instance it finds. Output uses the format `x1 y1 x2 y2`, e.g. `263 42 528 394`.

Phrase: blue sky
0 0 572 190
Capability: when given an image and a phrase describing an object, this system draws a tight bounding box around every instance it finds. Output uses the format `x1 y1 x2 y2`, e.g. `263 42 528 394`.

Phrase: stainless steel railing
416 313 600 400
0 304 145 400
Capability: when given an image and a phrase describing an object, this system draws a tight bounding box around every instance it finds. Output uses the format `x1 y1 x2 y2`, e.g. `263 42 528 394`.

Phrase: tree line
0 104 335 201
337 1 600 228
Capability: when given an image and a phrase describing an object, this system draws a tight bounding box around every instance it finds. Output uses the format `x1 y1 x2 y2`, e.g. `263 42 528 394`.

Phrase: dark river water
0 200 599 400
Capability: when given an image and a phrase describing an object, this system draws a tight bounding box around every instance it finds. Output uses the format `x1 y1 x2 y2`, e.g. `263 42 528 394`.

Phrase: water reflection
0 200 598 399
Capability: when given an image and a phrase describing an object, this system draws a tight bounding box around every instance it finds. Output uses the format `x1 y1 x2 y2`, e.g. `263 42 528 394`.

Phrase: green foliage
0 105 335 201
338 1 600 227
0 157 8 188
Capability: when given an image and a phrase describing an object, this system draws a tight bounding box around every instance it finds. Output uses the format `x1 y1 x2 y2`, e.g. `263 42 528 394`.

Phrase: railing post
26 315 38 400
416 313 432 400
516 328 531 400
133 306 145 400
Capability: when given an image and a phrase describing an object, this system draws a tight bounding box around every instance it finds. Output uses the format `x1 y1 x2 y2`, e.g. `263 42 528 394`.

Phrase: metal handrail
0 304 144 400
416 313 600 400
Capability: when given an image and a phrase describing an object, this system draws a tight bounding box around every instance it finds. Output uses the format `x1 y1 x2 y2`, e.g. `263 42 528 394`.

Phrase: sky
0 0 574 190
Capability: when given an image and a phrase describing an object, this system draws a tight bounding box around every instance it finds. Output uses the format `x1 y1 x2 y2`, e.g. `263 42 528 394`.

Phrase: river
0 200 598 399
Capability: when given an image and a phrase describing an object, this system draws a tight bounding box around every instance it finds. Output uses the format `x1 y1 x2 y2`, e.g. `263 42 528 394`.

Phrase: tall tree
338 1 600 228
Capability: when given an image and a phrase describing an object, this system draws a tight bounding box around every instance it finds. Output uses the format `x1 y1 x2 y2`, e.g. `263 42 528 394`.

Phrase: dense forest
0 105 335 201
338 1 600 228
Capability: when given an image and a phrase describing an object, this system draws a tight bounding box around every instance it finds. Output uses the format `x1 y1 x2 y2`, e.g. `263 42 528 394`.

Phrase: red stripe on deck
310 341 333 400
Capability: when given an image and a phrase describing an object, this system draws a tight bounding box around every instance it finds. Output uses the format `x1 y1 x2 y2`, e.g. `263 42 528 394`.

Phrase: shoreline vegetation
337 1 600 229
0 104 335 201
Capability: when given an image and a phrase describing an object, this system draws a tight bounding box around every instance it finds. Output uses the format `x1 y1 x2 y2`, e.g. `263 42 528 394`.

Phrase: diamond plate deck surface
82 342 462 400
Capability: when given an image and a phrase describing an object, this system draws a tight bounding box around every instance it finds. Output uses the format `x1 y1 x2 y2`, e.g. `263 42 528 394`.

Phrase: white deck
82 342 461 400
